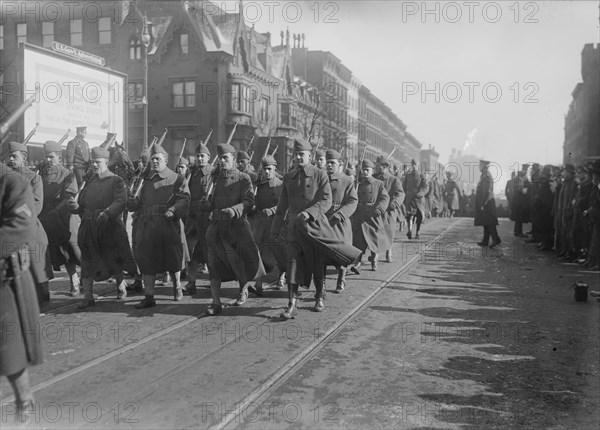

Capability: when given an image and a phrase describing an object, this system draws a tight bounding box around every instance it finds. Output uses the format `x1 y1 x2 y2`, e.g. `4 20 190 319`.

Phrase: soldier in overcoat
204 143 265 315
534 165 557 251
3 141 53 304
571 165 593 261
0 161 43 422
505 171 516 220
512 164 530 237
475 160 501 248
249 155 284 296
38 140 81 295
444 171 462 218
66 126 90 187
184 144 213 293
127 144 190 309
402 159 428 239
271 139 336 317
314 149 326 170
374 155 405 262
351 159 390 272
557 164 577 260
324 150 357 293
69 147 138 309
583 161 600 270
237 151 258 182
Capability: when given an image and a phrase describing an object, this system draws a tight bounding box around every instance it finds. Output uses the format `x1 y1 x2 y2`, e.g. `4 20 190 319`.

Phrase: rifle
205 122 238 198
156 128 168 147
311 140 321 163
247 136 255 153
386 147 397 160
23 123 39 144
270 145 278 157
355 145 368 190
0 94 36 142
203 128 213 147
253 138 272 196
57 129 71 145
178 138 187 160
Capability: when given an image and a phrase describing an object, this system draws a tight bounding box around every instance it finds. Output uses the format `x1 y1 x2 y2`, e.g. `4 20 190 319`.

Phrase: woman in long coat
475 160 501 248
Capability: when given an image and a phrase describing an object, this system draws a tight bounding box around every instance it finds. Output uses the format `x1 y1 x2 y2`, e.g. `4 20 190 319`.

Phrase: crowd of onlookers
504 161 600 271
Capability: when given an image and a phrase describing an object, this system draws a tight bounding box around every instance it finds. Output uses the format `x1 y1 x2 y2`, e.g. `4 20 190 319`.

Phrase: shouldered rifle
254 138 272 196
178 138 187 160
205 122 238 198
0 94 36 142
156 128 168 147
203 128 213 147
386 147 397 160
355 145 368 190
23 123 39 144
57 129 71 145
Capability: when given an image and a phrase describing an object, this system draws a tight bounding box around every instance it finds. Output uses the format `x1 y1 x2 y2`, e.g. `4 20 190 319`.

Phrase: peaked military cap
76 126 87 132
44 140 62 154
237 151 250 161
262 155 277 166
293 138 312 152
480 159 491 166
325 149 342 160
315 149 325 158
5 141 28 153
150 143 168 156
217 143 236 156
195 143 210 156
91 146 110 159
177 157 189 166
362 159 375 169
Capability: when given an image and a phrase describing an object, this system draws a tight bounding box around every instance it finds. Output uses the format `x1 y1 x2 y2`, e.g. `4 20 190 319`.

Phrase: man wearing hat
67 147 137 309
525 163 542 244
583 161 600 270
535 165 558 251
66 126 90 187
351 159 390 272
403 159 429 239
570 165 593 261
444 170 462 218
248 155 284 296
38 141 82 296
512 164 531 237
557 163 577 260
314 149 326 170
237 151 258 182
204 143 265 315
324 149 358 294
100 132 117 149
374 155 405 262
175 157 190 177
127 144 190 308
475 160 501 248
3 141 53 304
184 143 213 293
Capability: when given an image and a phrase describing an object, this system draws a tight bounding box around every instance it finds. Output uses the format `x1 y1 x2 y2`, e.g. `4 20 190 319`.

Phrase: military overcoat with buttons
250 176 283 273
185 164 213 264
352 176 391 253
375 170 405 246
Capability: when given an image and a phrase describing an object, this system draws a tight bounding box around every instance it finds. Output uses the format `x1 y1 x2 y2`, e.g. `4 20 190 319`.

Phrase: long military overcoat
185 164 213 264
403 170 429 217
474 170 498 226
250 176 283 273
351 176 390 253
375 171 405 245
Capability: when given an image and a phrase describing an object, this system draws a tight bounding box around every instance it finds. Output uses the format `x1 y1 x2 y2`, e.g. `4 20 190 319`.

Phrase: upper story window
230 83 241 111
130 37 141 60
70 20 82 46
172 80 196 108
279 102 297 128
180 33 189 56
98 17 111 44
42 22 54 48
16 23 27 45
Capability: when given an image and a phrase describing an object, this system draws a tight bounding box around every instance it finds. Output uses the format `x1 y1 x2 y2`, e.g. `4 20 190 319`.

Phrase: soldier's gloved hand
68 197 79 211
165 209 175 219
374 208 385 218
221 208 236 220
298 211 311 222
199 200 211 211
330 213 343 225
96 211 110 223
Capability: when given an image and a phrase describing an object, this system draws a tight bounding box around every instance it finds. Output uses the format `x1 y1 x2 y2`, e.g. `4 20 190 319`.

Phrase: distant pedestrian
475 159 501 248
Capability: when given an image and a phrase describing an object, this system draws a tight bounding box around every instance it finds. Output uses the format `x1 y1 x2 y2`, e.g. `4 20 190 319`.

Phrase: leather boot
36 281 50 304
135 295 156 309
280 284 298 319
173 276 183 301
78 278 95 309
185 261 197 295
275 272 285 290
126 278 144 293
385 250 392 262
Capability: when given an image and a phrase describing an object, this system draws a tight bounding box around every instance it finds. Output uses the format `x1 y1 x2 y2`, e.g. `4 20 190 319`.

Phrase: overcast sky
217 0 598 189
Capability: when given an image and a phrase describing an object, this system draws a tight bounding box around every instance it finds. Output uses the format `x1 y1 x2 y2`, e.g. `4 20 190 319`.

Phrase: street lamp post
140 18 153 150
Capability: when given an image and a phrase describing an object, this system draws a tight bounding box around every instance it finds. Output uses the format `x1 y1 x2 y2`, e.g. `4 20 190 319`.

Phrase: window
16 23 26 45
243 85 254 115
180 33 188 56
130 37 141 60
0 25 3 50
229 83 241 111
99 17 111 44
70 20 82 46
42 22 54 48
127 82 143 110
260 97 268 122
172 80 196 108
279 102 297 128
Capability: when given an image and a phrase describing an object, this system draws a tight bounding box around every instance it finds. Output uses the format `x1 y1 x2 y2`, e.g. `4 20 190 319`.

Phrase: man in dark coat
0 161 43 422
374 155 405 262
534 165 557 251
557 164 578 260
512 164 530 237
237 151 258 182
3 141 53 304
505 171 516 220
583 161 600 270
69 147 138 309
205 143 265 315
571 165 594 261
525 163 542 244
351 159 390 272
127 144 190 308
444 171 462 218
38 140 81 296
272 138 355 317
314 149 326 170
324 149 358 293
475 160 501 248
403 159 428 239
184 143 213 293
66 126 90 187
249 155 284 296
175 157 190 177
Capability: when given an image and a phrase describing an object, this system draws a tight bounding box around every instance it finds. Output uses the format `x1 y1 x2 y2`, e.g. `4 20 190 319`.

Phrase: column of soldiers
506 161 600 271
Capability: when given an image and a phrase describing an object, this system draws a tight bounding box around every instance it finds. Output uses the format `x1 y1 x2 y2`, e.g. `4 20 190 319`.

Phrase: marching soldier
237 151 258 182
184 143 213 293
475 160 501 248
249 155 284 296
374 155 405 262
324 149 358 293
403 159 428 239
314 149 326 170
0 161 43 424
38 140 82 296
205 143 265 315
444 171 462 218
3 141 53 304
350 159 390 272
68 147 138 308
127 144 190 308
66 126 90 187
175 157 190 177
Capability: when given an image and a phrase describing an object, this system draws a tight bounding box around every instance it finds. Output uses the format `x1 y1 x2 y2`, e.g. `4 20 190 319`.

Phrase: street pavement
1 217 598 429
